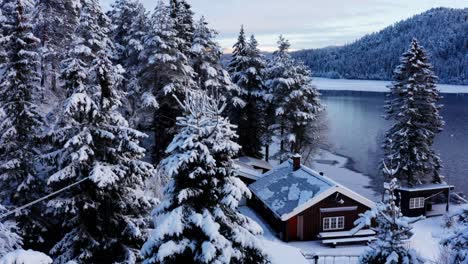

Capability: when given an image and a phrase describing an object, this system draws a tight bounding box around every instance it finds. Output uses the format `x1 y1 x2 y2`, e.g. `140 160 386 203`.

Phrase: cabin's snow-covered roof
238 156 273 171
250 161 335 218
250 160 375 221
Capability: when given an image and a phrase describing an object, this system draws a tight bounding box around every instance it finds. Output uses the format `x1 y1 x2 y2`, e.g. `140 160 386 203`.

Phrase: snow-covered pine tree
140 0 196 162
44 1 156 263
0 0 13 65
142 90 268 264
266 36 323 162
383 38 444 186
107 0 151 124
33 0 80 92
108 0 148 71
169 0 194 56
0 0 33 66
191 16 240 105
440 206 468 264
0 0 46 249
0 205 22 258
228 30 266 159
353 178 424 264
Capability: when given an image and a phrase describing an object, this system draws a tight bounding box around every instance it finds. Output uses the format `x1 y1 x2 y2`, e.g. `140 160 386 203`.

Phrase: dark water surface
321 90 468 195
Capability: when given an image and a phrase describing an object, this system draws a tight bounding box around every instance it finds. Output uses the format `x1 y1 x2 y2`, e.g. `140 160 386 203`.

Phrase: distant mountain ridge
292 8 468 85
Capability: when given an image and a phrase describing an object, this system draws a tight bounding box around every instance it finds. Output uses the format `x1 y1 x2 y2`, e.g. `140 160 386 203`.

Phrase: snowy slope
0 250 52 264
313 77 468 94
239 207 309 264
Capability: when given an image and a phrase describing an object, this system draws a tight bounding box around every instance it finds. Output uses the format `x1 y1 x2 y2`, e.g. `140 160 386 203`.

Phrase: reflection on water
321 90 468 195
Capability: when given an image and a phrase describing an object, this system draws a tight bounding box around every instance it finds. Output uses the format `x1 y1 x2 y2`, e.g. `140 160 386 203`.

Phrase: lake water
320 90 468 195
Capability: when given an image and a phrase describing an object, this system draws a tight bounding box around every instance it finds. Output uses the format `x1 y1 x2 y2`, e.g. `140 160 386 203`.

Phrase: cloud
101 0 467 51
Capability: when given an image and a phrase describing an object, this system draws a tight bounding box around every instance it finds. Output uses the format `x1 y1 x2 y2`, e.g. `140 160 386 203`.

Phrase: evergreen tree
228 30 266 158
0 0 46 249
266 36 323 162
107 0 148 71
33 0 80 92
140 0 196 162
169 0 194 56
191 16 240 105
383 38 444 186
441 206 468 264
142 90 268 264
0 205 22 258
353 178 424 264
107 0 151 124
44 1 156 262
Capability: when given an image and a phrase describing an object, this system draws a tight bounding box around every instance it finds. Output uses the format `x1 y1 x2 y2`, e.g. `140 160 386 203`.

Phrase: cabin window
409 197 425 209
323 216 345 231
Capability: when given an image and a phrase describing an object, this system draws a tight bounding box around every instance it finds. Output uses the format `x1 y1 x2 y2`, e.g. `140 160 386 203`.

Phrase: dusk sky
101 0 467 52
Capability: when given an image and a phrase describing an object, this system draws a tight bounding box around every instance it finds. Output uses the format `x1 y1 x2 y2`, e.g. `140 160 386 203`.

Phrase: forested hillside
293 8 468 84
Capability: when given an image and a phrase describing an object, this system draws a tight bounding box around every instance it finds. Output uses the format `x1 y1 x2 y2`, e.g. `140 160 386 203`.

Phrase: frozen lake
315 78 468 195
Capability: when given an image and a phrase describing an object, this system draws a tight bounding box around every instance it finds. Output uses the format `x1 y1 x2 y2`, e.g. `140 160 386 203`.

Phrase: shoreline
313 77 468 94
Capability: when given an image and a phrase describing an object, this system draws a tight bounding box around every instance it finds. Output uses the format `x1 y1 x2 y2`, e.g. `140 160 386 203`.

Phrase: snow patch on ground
0 250 52 264
313 77 468 94
239 207 309 264
241 204 464 264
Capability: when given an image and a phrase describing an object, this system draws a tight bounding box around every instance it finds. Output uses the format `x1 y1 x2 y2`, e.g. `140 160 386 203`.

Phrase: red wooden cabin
248 156 374 242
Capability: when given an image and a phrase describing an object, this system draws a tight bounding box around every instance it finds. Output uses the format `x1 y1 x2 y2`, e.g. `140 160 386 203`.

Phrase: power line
0 177 90 220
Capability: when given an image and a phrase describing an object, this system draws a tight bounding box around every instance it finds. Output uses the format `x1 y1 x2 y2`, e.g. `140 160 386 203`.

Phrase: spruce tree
169 0 194 56
228 30 266 158
107 0 149 72
383 38 444 186
33 0 80 92
0 205 22 258
191 16 240 105
0 0 46 249
44 1 156 262
142 90 268 264
266 36 323 162
107 0 151 124
140 0 196 162
353 178 424 264
107 0 148 88
441 206 468 264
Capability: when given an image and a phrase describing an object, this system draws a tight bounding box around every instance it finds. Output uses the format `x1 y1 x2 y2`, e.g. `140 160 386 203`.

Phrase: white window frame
409 197 425 209
323 216 345 231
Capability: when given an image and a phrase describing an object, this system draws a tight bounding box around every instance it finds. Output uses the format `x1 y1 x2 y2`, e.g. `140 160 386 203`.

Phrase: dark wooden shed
395 184 454 217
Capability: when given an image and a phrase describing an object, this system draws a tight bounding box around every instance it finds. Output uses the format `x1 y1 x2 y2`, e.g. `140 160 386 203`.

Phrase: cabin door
297 215 304 240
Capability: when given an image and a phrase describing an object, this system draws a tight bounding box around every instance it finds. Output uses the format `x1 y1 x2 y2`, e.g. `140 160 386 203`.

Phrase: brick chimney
292 154 301 171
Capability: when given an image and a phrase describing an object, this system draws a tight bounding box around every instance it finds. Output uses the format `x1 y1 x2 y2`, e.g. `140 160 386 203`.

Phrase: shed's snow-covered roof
233 160 262 181
397 183 454 192
250 160 374 221
238 156 273 171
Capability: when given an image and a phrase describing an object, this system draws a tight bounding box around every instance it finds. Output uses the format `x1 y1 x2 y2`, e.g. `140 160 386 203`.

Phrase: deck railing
303 254 360 264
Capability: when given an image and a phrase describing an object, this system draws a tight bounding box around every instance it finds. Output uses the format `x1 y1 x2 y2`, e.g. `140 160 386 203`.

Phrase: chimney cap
292 154 301 171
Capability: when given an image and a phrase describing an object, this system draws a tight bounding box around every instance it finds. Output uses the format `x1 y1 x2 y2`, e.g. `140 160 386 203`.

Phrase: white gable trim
280 185 375 221
320 206 358 213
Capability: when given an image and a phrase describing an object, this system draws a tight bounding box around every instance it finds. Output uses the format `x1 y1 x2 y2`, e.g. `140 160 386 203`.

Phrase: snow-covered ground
313 77 468 94
242 204 462 264
241 150 466 264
